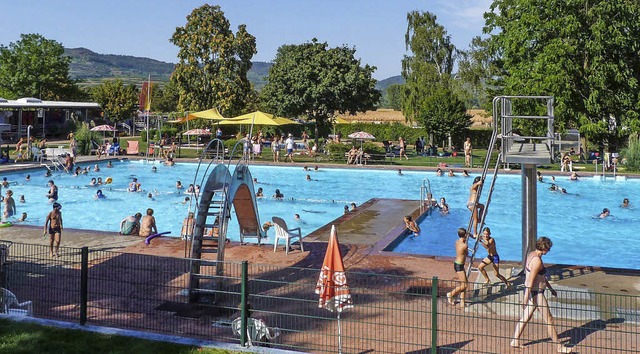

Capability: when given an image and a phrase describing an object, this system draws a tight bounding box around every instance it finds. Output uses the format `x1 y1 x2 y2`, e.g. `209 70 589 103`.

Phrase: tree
0 33 84 100
260 39 380 146
402 11 470 145
382 84 404 110
170 4 257 116
90 80 138 123
150 81 179 113
484 0 640 151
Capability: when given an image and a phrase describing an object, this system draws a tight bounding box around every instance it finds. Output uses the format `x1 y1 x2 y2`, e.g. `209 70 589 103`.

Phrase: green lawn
0 319 238 354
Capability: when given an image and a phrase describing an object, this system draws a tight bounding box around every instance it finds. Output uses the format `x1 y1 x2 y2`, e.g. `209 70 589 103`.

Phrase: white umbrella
90 124 117 140
347 131 375 149
182 129 211 153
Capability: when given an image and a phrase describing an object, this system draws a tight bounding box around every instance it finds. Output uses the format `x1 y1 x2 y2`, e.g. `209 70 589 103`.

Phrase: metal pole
521 164 537 267
337 312 343 354
240 261 248 347
431 277 438 354
80 246 89 325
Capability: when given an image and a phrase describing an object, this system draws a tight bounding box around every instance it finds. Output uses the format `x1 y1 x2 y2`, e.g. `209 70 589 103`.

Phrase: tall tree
90 80 138 123
170 4 257 116
260 39 380 147
150 81 179 113
0 33 84 100
485 0 640 151
402 11 470 145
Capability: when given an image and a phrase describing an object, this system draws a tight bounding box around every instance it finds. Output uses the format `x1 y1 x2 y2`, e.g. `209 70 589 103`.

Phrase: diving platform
504 141 553 165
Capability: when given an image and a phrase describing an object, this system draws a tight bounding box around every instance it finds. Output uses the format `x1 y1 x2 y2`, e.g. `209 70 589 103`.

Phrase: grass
0 319 237 354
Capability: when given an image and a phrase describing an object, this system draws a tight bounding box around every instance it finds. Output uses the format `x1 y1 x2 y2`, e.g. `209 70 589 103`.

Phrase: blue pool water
1 161 638 269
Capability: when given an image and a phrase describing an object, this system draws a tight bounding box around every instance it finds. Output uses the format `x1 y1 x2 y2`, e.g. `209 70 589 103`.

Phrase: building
0 97 101 143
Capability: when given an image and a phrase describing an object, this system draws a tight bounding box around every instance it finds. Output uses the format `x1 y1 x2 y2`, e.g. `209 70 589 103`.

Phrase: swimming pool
1 161 638 269
392 173 640 270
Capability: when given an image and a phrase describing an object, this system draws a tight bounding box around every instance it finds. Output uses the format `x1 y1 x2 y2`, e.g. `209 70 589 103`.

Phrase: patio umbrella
182 129 211 153
315 225 353 354
347 131 375 149
90 124 117 139
219 111 300 126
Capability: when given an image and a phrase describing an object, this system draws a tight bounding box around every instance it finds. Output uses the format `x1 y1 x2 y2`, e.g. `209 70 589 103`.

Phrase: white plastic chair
231 317 280 346
272 217 304 254
0 288 33 316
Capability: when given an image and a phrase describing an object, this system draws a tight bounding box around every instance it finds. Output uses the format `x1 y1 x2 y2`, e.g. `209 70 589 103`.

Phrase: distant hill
65 47 174 85
64 47 400 92
376 75 404 92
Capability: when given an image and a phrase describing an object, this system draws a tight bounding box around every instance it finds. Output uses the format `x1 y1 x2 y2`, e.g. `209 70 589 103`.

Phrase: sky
0 0 492 80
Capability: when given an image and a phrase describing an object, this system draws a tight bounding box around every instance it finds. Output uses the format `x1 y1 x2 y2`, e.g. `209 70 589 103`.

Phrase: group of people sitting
119 208 157 237
347 146 365 164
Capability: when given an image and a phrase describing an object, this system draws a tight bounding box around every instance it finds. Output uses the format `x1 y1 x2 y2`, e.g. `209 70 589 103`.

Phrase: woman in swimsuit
511 237 572 353
44 202 63 257
467 176 484 236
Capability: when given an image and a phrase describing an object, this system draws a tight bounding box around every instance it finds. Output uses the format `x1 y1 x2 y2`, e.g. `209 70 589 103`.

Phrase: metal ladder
419 178 435 213
186 138 248 301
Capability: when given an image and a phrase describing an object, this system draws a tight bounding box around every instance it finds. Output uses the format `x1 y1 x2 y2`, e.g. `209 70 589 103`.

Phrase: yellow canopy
334 116 351 124
174 108 225 123
218 110 300 126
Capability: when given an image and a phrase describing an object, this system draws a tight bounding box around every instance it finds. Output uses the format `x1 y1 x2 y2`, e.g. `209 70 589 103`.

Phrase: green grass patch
0 319 237 354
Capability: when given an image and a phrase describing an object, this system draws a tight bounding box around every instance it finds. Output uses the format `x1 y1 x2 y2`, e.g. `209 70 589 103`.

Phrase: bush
326 142 351 159
622 133 640 171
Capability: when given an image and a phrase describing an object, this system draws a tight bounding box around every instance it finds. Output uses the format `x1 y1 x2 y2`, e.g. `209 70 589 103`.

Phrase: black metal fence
0 240 638 353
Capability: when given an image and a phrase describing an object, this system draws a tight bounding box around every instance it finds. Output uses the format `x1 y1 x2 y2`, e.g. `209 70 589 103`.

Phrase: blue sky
0 0 492 80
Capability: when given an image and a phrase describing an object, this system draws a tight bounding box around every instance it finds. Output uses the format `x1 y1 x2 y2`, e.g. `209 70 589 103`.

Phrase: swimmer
621 198 630 208
164 157 175 166
350 202 357 211
89 177 97 186
303 166 309 171
152 166 158 172
147 192 155 200
95 189 106 199
435 168 443 176
46 180 58 202
273 189 284 200
256 187 264 198
94 164 100 172
106 161 113 168
438 197 449 214
186 184 195 194
549 183 558 191
537 171 543 182
314 165 319 171
97 177 103 185
551 176 556 182
45 170 52 177
477 227 511 286
398 169 403 175
128 178 141 192
176 181 183 189
404 215 421 237
3 189 16 220
1 177 9 187
448 170 455 177
599 208 610 218
25 175 31 181
19 195 25 203
306 174 312 181
462 170 470 177
467 176 484 236
15 212 27 222
182 196 190 204
570 172 579 181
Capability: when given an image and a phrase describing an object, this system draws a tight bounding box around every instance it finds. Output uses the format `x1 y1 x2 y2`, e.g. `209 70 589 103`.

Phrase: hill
64 47 400 91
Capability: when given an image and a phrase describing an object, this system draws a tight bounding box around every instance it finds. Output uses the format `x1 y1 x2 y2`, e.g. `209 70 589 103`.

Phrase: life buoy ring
0 221 13 228
105 177 113 184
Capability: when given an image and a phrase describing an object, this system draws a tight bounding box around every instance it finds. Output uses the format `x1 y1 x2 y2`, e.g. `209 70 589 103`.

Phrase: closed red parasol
315 225 352 353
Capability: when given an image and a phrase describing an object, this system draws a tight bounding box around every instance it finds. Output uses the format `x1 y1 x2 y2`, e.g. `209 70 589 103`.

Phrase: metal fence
0 240 638 353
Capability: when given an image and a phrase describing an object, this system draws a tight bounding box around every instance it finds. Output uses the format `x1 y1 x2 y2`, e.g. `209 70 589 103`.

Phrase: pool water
393 173 640 270
1 161 638 269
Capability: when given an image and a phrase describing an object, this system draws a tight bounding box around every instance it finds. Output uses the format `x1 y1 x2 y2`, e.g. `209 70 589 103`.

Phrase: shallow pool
1 161 638 269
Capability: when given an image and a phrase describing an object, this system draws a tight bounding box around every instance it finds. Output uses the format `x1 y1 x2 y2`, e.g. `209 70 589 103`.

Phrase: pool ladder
419 178 436 213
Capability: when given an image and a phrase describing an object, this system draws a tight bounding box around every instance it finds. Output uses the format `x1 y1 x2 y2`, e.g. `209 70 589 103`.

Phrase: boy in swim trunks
404 215 421 237
446 228 469 308
44 202 63 257
476 227 511 286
